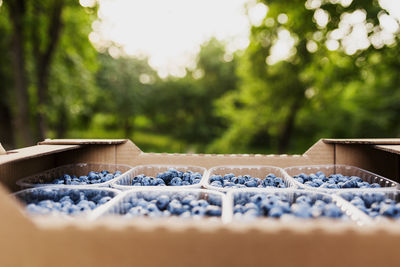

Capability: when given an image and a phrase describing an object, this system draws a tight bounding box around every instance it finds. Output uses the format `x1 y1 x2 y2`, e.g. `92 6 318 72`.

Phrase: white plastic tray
16 163 133 189
226 188 371 225
284 164 398 191
111 165 207 190
90 188 228 223
337 189 400 222
204 165 297 192
13 186 120 218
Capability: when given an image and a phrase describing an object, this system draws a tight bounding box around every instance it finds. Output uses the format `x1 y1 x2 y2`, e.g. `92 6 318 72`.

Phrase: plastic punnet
90 188 228 223
204 165 297 192
284 164 398 190
111 165 207 189
337 189 400 222
13 186 120 218
226 188 371 225
16 163 133 189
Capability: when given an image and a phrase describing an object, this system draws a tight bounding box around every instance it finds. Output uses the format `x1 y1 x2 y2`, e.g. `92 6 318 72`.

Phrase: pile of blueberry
119 192 222 218
19 188 115 216
293 171 381 189
51 170 122 185
340 192 400 219
233 192 343 219
130 169 203 186
209 173 287 189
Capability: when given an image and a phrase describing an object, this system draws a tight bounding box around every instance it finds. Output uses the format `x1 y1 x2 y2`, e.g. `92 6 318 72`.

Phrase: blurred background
0 0 399 154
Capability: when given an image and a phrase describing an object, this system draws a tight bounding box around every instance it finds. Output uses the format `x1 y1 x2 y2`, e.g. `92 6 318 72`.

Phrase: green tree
2 0 98 146
96 52 158 137
210 0 400 154
144 38 238 150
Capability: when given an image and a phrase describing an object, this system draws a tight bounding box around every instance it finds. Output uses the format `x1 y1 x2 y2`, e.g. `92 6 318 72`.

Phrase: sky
85 0 265 77
84 0 400 77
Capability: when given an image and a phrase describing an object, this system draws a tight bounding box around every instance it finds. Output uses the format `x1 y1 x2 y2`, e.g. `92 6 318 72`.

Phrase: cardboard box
0 138 400 267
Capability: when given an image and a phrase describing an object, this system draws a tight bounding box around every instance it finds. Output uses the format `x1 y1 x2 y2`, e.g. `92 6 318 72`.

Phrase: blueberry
99 196 112 205
291 203 312 218
210 175 223 183
168 199 184 215
128 206 148 217
211 181 223 187
191 206 206 216
224 173 235 180
244 180 258 188
53 179 64 185
323 203 342 218
296 195 312 205
205 205 222 216
268 206 283 218
294 177 304 184
155 178 165 185
154 195 169 210
197 199 209 207
380 204 397 217
250 194 266 205
208 194 222 206
170 177 182 186
243 202 258 213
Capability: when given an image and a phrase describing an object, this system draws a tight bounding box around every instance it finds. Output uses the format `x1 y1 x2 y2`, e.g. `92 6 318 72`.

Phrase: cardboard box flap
0 184 35 229
0 144 81 164
323 138 400 144
0 143 6 155
39 139 128 145
374 145 400 155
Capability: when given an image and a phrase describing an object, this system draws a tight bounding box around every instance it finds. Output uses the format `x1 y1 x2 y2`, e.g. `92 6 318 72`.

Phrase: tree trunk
8 0 34 146
0 103 15 149
55 105 68 138
123 118 134 138
34 0 64 140
278 101 301 153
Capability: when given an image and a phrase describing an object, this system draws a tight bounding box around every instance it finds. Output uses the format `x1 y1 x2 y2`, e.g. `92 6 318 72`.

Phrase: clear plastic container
111 165 207 190
90 188 228 222
16 163 133 189
284 164 398 190
337 189 400 222
226 188 371 225
204 165 297 192
13 186 120 218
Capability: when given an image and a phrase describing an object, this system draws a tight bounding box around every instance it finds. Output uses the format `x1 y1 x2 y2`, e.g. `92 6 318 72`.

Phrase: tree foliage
1 0 400 154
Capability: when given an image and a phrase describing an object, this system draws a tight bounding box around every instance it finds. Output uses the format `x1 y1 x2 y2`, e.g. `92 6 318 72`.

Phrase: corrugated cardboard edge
0 144 81 164
374 145 400 155
323 138 400 144
38 139 128 145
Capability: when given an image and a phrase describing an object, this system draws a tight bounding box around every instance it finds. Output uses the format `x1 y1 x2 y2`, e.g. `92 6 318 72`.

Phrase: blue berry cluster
233 192 343 219
20 188 115 216
209 173 287 189
340 192 400 219
120 192 222 218
131 169 202 186
293 171 381 189
51 170 122 185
